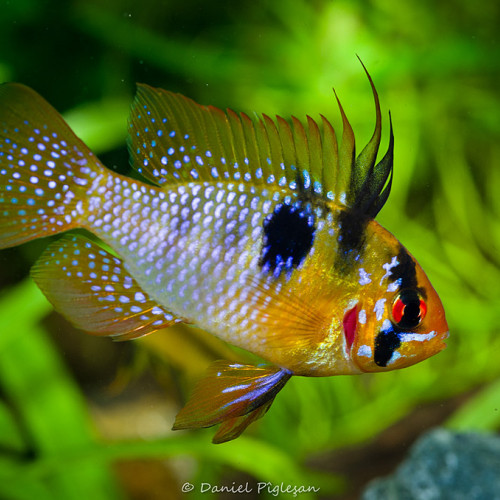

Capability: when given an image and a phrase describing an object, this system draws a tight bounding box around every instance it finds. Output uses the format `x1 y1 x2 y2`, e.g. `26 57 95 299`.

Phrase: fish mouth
342 304 359 352
438 331 449 350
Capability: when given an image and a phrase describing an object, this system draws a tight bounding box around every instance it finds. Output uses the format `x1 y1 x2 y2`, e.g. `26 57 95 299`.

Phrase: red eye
391 289 427 328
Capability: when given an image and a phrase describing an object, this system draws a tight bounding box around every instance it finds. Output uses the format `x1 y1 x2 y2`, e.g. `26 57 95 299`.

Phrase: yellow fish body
0 66 448 443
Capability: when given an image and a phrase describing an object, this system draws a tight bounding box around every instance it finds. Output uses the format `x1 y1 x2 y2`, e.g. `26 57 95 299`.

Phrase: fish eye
391 289 427 329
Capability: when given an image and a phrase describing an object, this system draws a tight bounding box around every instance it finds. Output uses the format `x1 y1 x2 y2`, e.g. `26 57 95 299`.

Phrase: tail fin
0 83 106 248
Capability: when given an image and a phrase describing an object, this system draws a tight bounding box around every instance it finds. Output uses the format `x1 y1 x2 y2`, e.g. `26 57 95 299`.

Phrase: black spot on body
374 326 401 367
260 203 315 278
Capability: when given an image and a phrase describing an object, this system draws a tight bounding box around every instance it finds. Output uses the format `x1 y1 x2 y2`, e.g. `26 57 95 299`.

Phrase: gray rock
362 428 500 500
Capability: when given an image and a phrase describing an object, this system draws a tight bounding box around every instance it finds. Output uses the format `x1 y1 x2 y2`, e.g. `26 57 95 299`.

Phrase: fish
0 63 448 443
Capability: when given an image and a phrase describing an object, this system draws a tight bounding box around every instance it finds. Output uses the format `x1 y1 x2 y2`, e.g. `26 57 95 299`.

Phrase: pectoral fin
173 361 291 443
31 234 185 340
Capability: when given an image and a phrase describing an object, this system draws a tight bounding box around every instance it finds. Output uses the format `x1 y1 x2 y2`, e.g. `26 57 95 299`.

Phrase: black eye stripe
389 247 417 289
393 289 425 329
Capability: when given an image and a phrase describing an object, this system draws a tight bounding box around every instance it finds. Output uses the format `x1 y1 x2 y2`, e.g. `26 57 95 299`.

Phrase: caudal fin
0 83 106 248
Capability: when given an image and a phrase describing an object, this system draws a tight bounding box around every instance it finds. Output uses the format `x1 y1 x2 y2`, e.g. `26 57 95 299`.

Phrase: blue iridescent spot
174 160 182 169
169 131 176 137
161 157 167 165
157 130 163 137
151 140 156 147
303 170 311 189
168 147 175 155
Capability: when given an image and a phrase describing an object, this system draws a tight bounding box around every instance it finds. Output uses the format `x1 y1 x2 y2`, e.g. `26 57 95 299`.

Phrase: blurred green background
0 0 499 499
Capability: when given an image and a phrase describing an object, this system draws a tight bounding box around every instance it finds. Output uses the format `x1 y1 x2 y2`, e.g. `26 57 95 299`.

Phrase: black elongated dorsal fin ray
357 112 394 218
353 57 382 200
350 57 393 218
128 63 394 218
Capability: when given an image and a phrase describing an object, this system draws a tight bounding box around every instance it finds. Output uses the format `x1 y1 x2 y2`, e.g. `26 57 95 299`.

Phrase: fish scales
84 168 345 373
0 62 449 442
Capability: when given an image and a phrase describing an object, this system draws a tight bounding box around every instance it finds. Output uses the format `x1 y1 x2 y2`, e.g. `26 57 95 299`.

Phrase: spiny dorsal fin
31 234 185 340
127 60 393 219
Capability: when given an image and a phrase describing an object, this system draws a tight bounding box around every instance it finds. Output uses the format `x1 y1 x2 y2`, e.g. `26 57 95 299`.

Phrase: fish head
344 221 449 372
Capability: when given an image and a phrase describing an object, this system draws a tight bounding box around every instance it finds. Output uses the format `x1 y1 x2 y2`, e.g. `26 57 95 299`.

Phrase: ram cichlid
0 63 448 443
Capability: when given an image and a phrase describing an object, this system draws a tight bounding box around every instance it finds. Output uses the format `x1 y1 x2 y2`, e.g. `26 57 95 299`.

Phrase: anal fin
173 361 291 443
31 234 185 340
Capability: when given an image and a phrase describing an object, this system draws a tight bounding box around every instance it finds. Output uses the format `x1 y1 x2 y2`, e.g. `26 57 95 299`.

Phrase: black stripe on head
388 246 427 298
374 323 401 367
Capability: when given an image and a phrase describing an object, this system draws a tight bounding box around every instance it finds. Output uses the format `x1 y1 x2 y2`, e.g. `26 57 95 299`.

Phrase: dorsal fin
128 60 393 218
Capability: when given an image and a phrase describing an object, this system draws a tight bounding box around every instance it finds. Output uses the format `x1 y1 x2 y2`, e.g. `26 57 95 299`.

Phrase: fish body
0 66 448 442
